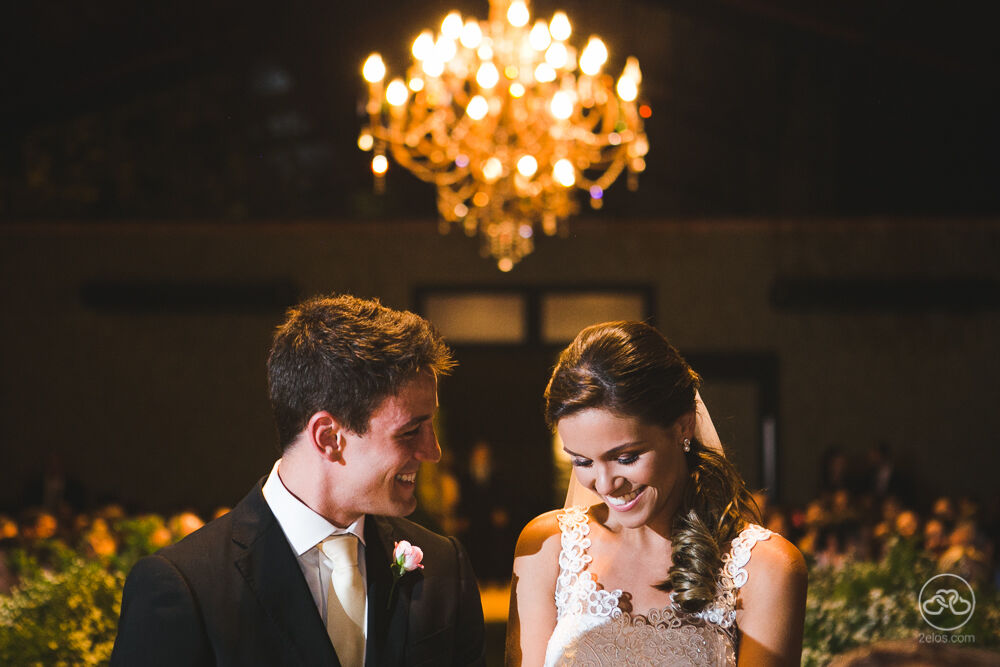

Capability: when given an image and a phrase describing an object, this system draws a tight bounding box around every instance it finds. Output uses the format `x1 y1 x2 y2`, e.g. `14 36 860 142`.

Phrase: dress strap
553 506 622 619
695 523 772 628
556 505 592 574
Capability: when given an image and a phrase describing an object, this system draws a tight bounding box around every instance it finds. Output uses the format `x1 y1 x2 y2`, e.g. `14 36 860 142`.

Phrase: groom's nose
415 427 442 463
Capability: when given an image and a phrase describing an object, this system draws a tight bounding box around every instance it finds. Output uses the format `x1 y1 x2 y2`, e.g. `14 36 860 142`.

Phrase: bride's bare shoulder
735 531 808 664
514 509 564 559
744 531 807 582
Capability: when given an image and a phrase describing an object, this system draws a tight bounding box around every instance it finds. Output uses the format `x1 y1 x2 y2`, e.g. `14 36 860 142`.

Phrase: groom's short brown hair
267 294 454 449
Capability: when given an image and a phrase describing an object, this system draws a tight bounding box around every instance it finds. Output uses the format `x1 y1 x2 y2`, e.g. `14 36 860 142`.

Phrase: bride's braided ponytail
666 441 759 611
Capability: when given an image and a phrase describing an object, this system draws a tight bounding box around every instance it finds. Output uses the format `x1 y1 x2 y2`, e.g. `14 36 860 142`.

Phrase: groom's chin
381 495 418 517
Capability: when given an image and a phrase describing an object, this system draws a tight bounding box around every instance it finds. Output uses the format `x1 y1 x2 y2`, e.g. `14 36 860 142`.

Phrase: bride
506 321 806 666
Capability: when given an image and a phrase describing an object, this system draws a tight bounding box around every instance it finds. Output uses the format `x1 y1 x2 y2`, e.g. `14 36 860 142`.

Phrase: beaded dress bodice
543 506 771 667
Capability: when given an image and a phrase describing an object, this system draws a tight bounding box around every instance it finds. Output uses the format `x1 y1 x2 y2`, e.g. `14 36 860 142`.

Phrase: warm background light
362 54 385 83
549 12 571 41
507 1 529 27
517 155 538 177
385 79 408 106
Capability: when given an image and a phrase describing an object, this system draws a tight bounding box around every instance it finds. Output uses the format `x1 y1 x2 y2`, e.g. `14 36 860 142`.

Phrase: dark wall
2 219 997 513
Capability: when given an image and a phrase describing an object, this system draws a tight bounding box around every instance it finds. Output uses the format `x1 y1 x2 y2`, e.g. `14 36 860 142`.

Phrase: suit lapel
365 516 415 667
231 481 340 667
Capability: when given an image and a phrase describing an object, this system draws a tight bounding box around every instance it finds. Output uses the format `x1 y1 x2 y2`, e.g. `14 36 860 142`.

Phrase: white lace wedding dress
543 506 771 666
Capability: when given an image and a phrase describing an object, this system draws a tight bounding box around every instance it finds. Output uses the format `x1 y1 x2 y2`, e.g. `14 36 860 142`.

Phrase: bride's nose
593 465 618 497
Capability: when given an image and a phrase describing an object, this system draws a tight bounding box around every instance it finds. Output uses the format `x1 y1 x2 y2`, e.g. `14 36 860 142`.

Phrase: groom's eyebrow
395 414 432 433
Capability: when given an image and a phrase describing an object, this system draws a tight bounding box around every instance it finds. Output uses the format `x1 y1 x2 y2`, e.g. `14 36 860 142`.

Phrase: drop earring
683 438 691 453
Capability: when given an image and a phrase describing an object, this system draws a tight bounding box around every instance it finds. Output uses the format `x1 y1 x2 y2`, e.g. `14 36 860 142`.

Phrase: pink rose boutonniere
388 540 423 609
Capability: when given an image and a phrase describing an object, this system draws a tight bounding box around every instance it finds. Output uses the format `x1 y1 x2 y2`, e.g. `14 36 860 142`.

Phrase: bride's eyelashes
570 452 641 467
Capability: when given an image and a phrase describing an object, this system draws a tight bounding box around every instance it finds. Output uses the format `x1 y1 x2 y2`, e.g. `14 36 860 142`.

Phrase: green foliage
0 547 123 666
0 518 171 666
802 538 1000 666
112 515 170 573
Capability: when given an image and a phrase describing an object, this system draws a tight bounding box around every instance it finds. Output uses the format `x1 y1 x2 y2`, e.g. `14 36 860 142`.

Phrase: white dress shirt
261 459 368 647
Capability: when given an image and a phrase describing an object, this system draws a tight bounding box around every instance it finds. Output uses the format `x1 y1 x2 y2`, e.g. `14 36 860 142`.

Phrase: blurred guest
0 515 17 541
939 519 990 584
459 439 513 584
797 499 828 556
20 508 59 542
22 452 87 516
83 517 118 559
416 449 461 535
894 510 920 540
751 489 770 518
923 518 948 558
0 514 18 594
819 446 852 497
862 442 912 506
931 496 957 531
764 505 791 538
872 496 903 545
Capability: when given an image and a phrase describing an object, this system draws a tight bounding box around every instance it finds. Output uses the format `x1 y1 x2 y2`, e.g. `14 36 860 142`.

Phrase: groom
111 294 486 666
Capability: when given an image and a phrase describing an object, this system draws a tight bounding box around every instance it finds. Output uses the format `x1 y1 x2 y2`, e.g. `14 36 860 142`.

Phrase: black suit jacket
111 480 486 666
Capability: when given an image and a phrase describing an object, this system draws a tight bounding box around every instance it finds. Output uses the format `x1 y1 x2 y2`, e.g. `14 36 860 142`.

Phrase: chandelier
359 0 648 271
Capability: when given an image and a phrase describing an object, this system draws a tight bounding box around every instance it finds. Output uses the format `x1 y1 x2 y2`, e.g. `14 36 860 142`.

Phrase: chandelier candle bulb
385 79 409 106
362 54 385 83
534 63 556 83
550 91 574 120
360 0 647 269
579 38 608 75
545 42 568 69
461 21 483 48
441 12 463 39
507 1 529 27
529 20 551 51
549 12 571 41
476 63 500 89
616 75 637 102
553 159 575 186
517 155 538 177
466 95 489 120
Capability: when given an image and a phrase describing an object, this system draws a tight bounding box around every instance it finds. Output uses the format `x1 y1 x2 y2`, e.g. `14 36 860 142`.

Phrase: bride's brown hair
544 321 760 613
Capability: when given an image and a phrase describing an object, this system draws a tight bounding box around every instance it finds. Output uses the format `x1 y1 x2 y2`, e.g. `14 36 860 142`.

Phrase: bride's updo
544 320 760 613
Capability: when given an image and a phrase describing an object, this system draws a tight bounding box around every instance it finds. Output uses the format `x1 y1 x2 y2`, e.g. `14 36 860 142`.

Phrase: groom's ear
306 411 346 463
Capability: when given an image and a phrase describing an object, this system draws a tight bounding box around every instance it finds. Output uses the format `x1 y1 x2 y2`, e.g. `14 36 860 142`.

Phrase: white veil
563 390 723 508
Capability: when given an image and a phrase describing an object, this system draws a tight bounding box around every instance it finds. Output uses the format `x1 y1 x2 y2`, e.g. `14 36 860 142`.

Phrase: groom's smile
336 370 441 520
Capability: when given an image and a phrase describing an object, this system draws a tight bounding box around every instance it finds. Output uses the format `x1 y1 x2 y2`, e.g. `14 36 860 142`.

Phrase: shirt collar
262 459 366 556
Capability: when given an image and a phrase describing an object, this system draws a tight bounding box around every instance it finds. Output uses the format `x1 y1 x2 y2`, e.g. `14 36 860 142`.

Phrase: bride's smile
557 407 692 533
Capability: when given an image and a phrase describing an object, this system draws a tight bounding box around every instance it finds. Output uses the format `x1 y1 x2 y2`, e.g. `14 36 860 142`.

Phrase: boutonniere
387 540 423 609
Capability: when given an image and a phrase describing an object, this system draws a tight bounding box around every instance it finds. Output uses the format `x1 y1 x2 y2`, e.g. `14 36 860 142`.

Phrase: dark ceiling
2 0 998 222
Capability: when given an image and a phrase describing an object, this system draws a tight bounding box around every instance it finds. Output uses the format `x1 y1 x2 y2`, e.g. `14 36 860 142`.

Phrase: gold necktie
320 534 365 667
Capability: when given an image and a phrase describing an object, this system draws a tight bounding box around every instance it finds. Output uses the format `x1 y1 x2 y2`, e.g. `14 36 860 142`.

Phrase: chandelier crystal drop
359 0 649 271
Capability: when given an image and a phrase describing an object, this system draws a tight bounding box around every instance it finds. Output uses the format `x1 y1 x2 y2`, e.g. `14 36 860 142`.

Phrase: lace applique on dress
693 523 773 628
553 506 623 620
543 507 772 667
